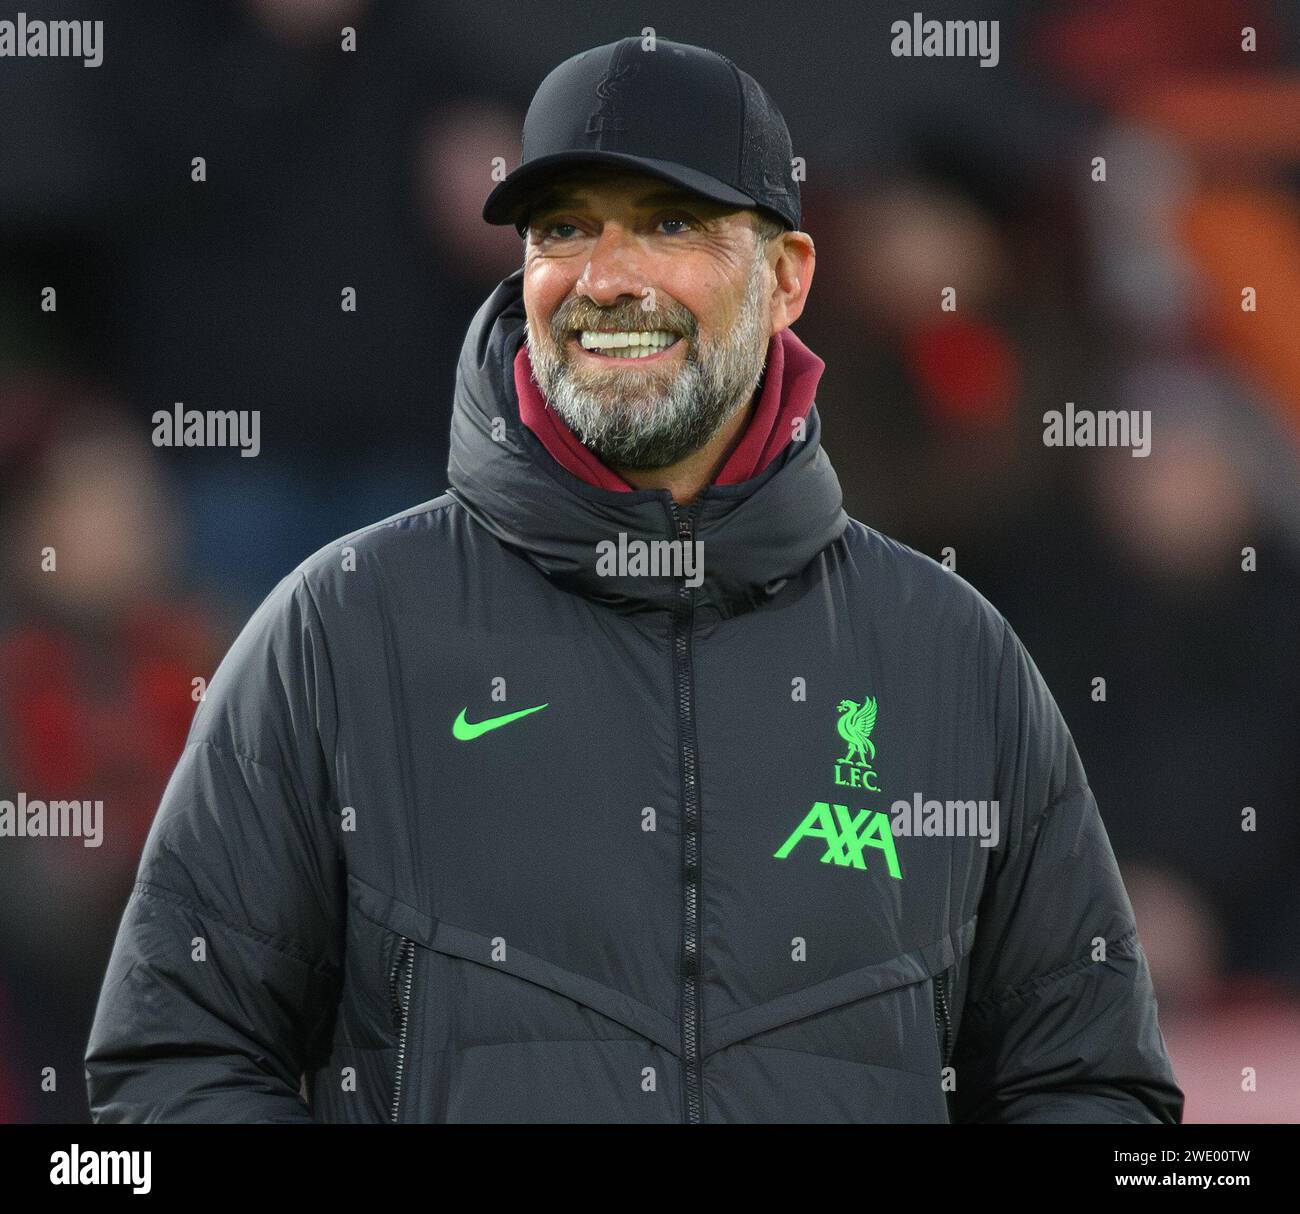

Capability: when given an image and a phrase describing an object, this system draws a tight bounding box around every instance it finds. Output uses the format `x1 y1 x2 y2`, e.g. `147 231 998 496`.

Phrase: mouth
566 329 685 365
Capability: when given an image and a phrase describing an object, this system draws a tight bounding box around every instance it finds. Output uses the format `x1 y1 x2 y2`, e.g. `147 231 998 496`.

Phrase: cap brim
482 151 762 233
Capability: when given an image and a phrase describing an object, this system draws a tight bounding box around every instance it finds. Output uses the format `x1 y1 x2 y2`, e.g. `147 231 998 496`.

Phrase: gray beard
525 249 770 471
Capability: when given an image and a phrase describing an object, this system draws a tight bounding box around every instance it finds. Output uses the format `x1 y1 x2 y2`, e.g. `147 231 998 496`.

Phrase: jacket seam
1039 781 1089 822
295 570 345 812
992 614 1009 751
997 780 1091 868
184 735 290 781
132 878 340 975
452 1035 649 1053
297 570 339 723
989 616 1010 839
964 928 1141 1019
739 1041 937 1082
183 738 342 824
993 620 1089 860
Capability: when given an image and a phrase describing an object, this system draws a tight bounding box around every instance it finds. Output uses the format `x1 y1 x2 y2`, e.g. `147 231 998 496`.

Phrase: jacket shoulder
194 495 465 746
839 517 1009 648
277 491 488 617
293 493 461 581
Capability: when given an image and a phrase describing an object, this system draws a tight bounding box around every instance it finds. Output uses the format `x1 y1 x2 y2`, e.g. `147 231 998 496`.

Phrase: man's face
522 167 774 470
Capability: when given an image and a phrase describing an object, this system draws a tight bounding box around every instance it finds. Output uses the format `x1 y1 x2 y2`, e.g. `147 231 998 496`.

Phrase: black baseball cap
482 37 800 238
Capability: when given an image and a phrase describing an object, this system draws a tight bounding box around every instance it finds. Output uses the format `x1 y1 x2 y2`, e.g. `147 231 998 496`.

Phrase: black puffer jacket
85 269 1183 1123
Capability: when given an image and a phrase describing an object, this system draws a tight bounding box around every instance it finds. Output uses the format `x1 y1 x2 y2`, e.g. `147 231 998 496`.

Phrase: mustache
549 300 696 340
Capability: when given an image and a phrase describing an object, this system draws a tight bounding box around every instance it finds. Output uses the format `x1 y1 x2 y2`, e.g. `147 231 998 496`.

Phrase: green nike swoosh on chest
452 703 549 741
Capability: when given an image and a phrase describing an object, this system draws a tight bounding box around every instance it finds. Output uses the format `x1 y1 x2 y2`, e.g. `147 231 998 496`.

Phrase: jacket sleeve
85 571 345 1123
950 616 1184 1124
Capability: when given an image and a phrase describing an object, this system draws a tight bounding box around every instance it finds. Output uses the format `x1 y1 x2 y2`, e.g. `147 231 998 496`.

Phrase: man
86 36 1183 1123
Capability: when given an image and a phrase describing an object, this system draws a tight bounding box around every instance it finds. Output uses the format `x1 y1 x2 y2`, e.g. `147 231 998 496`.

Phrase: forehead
526 166 731 217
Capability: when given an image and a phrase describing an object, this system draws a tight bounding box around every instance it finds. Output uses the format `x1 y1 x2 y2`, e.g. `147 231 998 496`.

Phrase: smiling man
520 162 811 500
86 36 1183 1125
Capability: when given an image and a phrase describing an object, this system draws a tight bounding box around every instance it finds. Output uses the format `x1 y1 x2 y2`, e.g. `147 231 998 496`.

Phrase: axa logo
835 694 882 791
773 801 902 879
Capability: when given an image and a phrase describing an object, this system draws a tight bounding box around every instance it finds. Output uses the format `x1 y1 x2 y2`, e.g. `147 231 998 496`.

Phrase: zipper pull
675 509 700 594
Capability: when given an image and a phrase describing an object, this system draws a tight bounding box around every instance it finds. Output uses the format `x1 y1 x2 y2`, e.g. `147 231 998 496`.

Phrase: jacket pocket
700 916 977 1123
347 873 679 1122
387 934 417 1122
933 966 954 1070
702 915 977 1058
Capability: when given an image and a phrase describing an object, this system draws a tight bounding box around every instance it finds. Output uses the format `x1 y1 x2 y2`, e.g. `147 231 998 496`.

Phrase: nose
574 222 649 309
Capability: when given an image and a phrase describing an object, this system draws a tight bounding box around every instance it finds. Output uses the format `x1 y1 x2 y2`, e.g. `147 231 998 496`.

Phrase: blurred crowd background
1 0 1298 1123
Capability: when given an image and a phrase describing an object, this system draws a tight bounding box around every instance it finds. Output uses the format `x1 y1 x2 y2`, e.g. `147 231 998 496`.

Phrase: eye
544 222 580 240
657 214 697 235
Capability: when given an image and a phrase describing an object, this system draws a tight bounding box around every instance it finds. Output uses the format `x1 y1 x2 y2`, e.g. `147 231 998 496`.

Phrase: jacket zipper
670 502 703 1124
389 935 415 1122
934 968 952 1069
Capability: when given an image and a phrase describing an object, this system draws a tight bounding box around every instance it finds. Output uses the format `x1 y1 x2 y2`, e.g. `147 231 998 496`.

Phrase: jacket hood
446 267 848 617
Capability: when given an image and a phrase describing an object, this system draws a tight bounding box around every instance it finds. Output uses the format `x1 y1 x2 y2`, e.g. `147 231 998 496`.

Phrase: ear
766 231 815 335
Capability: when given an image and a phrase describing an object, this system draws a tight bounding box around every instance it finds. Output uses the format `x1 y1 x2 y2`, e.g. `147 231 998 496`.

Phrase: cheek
662 267 734 333
524 265 576 331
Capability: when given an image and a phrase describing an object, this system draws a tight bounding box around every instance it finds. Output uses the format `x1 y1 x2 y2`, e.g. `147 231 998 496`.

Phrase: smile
568 330 684 362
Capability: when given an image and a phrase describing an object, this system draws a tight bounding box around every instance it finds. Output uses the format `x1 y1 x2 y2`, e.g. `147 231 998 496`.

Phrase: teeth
594 346 665 359
578 329 678 355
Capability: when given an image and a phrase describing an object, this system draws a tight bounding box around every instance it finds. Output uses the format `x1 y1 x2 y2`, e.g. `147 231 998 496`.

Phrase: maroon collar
515 328 826 490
